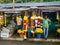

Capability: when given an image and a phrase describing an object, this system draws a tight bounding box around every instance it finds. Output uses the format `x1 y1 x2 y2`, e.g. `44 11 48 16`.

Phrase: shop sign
1 32 9 38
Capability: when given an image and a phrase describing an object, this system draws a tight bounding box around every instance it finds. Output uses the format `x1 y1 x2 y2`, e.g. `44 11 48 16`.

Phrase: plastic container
27 28 31 38
27 32 31 38
36 33 41 38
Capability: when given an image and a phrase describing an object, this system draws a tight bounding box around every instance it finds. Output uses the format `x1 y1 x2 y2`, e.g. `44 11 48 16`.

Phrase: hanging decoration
31 11 36 30
23 11 28 39
56 11 59 20
0 15 4 25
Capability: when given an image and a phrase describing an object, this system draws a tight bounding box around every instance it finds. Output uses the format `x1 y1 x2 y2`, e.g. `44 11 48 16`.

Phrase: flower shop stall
0 2 60 39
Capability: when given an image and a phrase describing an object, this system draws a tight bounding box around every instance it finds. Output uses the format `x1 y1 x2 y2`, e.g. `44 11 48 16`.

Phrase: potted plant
17 29 24 38
35 27 43 38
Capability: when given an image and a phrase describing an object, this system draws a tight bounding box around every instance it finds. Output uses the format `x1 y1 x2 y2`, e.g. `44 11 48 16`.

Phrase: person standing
43 16 51 40
16 16 22 29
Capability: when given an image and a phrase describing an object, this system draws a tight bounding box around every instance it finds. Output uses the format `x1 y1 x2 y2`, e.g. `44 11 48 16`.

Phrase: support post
13 0 15 10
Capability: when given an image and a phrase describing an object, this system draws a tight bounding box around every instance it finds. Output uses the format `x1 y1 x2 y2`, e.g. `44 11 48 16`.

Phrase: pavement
0 37 60 42
0 40 60 45
0 31 60 45
28 38 60 42
0 37 60 45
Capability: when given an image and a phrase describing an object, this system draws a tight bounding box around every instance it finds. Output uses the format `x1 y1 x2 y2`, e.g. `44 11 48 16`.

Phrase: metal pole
13 0 15 9
5 14 6 26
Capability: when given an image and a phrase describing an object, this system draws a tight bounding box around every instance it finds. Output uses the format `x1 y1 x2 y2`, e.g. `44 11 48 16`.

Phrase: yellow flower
40 16 44 20
31 15 36 19
17 29 24 34
0 22 4 25
21 30 24 34
0 16 4 25
40 26 43 28
57 29 60 33
24 16 28 23
24 16 28 20
17 29 21 34
35 28 43 33
16 16 18 21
